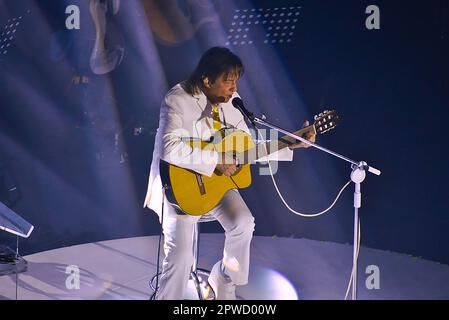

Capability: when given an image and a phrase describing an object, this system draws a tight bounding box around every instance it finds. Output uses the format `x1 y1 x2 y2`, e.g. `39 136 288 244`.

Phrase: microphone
232 97 256 126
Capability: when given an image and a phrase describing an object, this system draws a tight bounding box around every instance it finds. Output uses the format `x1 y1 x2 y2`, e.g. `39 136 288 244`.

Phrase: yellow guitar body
162 129 256 216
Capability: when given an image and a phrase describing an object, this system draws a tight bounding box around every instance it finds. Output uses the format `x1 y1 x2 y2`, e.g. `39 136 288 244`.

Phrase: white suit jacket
143 83 294 217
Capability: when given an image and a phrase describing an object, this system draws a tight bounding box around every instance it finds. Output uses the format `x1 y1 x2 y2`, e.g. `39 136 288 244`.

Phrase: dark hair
183 47 244 95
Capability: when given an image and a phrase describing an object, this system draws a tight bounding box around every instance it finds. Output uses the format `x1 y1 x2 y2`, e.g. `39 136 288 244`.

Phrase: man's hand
289 121 316 150
215 152 238 176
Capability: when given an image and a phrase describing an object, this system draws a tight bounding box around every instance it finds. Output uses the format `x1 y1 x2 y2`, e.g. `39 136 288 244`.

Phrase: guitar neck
266 125 316 153
237 125 316 164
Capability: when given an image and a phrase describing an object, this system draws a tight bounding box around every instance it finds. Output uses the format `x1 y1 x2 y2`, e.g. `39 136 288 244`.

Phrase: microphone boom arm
252 116 381 176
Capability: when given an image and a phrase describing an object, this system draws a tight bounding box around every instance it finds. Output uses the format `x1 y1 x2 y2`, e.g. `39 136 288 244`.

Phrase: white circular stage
0 235 448 300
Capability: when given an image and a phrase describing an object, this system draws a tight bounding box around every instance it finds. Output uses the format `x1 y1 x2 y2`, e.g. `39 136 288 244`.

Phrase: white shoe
208 262 236 300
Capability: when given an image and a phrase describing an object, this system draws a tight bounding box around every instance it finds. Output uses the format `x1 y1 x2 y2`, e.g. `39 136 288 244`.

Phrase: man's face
203 71 239 104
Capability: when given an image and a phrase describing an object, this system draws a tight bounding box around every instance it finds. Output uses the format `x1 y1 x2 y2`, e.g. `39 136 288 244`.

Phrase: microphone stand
238 106 381 300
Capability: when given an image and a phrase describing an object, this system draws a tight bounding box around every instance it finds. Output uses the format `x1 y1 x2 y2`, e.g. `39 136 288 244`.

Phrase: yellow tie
212 104 221 131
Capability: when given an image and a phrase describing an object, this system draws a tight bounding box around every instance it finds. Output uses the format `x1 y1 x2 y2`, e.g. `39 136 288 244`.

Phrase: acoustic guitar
161 110 340 215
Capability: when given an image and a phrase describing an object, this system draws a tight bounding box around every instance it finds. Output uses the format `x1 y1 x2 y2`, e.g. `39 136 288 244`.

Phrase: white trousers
155 189 255 300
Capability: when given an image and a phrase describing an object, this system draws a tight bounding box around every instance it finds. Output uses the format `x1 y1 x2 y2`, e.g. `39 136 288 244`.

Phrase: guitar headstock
313 110 340 134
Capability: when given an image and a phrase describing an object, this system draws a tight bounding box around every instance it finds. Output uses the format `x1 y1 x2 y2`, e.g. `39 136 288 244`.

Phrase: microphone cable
255 127 351 218
255 128 359 300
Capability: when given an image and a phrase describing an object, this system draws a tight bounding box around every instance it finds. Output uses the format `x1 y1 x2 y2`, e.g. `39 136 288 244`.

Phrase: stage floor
0 234 448 300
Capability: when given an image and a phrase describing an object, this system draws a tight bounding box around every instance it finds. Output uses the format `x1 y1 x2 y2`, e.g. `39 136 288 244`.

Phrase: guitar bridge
195 173 206 195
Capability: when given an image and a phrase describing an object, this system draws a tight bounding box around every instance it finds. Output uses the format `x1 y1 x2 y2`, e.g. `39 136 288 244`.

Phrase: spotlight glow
238 266 298 300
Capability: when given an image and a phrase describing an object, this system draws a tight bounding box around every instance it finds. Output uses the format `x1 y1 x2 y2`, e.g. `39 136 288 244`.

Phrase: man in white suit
144 47 315 299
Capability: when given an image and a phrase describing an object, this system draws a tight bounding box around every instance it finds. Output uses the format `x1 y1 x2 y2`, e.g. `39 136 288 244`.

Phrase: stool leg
189 222 216 300
190 222 202 299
